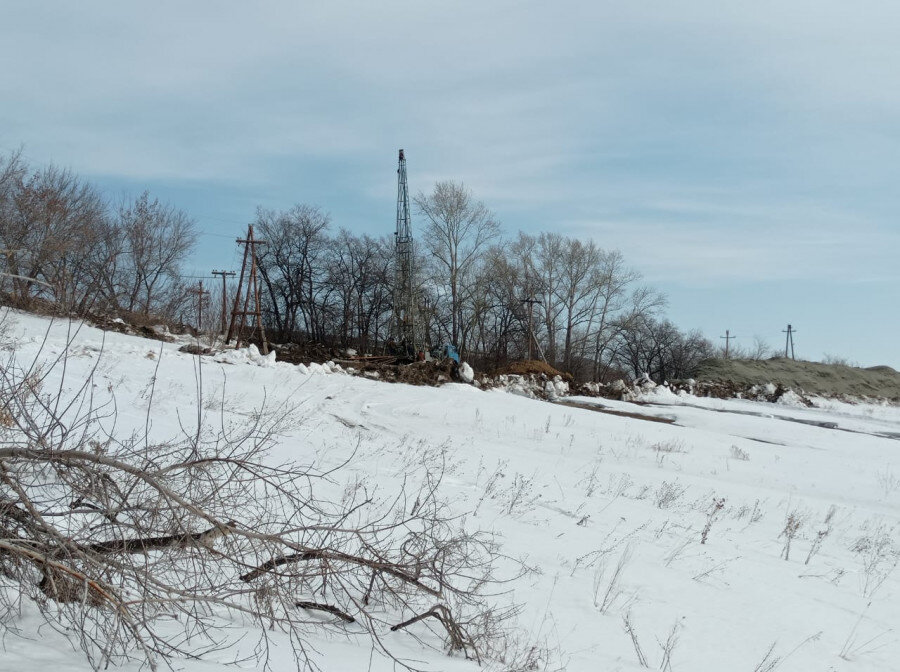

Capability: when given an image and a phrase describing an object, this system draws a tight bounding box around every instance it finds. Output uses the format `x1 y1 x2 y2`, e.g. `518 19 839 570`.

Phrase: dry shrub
654 481 686 509
729 445 750 461
0 330 512 671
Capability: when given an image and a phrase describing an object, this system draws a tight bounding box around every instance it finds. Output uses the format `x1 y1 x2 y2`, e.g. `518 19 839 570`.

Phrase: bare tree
750 335 773 360
0 161 107 311
0 153 196 323
585 252 654 380
530 232 565 364
466 244 524 366
255 204 331 342
325 230 394 351
0 148 29 299
612 317 713 382
556 238 603 372
117 191 196 317
414 181 501 351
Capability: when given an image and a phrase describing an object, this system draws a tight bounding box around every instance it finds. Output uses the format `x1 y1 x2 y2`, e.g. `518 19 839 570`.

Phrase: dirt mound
396 359 459 385
179 344 214 356
865 365 898 375
496 359 571 380
694 358 900 401
272 341 340 365
350 359 461 386
88 313 176 343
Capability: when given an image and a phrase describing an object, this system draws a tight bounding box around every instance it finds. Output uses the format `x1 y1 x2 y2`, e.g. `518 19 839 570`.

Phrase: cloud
2 0 899 291
563 193 900 284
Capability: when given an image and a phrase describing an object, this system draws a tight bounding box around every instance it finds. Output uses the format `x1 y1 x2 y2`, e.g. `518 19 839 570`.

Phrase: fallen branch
240 549 441 597
88 522 234 555
391 604 478 662
295 600 356 623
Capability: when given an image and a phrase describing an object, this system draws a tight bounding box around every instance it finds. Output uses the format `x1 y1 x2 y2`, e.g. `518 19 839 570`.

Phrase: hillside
1 310 899 671
695 357 900 400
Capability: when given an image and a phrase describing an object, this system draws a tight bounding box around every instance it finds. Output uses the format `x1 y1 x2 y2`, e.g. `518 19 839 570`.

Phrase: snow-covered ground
2 310 899 671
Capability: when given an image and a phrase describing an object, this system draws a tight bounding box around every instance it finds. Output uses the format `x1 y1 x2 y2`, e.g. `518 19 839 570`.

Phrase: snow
213 343 278 367
459 361 475 383
2 309 900 671
775 388 809 408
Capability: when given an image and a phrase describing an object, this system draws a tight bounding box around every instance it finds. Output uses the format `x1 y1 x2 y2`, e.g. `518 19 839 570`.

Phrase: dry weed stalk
700 497 725 545
623 611 649 668
593 546 632 613
779 511 804 561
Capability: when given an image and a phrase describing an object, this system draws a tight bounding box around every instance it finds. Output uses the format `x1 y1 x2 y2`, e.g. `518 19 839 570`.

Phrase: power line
198 230 245 240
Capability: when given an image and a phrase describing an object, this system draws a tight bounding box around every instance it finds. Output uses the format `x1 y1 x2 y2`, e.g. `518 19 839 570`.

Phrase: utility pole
226 225 268 354
189 280 210 332
521 293 539 361
782 324 796 360
422 295 432 350
211 269 235 336
720 329 736 359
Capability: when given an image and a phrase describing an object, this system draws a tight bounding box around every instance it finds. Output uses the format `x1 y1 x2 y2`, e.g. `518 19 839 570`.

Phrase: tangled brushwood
0 329 508 670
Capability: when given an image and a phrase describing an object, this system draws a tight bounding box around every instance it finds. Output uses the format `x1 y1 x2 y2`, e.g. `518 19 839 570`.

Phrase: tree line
252 181 716 381
0 148 717 381
0 149 195 321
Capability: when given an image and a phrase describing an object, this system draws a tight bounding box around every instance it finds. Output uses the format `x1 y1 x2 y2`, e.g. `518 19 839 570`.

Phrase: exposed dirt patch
87 313 176 343
556 399 678 424
348 359 461 387
272 341 341 365
179 344 214 356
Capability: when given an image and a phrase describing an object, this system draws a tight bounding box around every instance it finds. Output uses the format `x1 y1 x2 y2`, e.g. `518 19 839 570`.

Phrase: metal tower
392 149 416 354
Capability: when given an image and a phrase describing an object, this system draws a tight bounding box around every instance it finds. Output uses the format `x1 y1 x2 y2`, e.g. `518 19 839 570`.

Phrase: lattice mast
392 149 417 353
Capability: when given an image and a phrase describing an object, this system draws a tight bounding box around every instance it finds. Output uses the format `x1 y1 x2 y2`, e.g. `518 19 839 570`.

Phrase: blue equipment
432 343 460 363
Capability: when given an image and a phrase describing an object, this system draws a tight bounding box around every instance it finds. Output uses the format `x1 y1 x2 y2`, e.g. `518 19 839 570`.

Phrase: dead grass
695 357 900 400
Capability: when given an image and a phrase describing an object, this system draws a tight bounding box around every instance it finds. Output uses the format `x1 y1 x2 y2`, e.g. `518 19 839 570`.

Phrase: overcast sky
2 1 898 367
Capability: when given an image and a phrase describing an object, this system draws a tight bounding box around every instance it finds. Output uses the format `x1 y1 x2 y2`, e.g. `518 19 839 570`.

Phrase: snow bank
632 383 683 404
5 310 900 672
297 360 344 376
213 344 277 367
776 388 810 408
212 348 353 376
493 373 569 400
544 376 569 401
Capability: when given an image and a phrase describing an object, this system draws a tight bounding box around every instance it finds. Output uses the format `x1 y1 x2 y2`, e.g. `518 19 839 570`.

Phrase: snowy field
1 310 899 671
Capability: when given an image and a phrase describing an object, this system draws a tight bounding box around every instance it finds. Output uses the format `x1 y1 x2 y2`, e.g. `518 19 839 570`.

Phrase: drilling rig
391 149 417 357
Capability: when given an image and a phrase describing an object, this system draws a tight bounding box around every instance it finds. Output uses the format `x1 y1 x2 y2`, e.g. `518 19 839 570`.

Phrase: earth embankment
694 357 900 400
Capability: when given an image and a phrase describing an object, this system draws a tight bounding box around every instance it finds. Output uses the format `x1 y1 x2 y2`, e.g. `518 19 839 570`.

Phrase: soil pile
88 314 176 343
351 359 461 386
273 341 340 365
495 359 571 381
